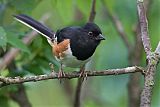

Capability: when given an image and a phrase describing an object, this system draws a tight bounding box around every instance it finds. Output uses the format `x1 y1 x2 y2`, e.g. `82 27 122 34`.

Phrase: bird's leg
49 63 56 75
79 65 87 81
58 63 65 83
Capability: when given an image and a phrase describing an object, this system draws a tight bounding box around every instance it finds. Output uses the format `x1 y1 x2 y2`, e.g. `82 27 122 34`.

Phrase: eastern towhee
14 14 105 78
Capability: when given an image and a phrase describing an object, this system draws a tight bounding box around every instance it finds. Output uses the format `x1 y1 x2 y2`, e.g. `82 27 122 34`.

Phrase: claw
79 65 87 81
79 71 88 81
58 63 65 83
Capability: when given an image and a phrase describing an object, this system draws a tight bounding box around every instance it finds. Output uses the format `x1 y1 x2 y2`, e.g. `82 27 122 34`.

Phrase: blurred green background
0 0 160 107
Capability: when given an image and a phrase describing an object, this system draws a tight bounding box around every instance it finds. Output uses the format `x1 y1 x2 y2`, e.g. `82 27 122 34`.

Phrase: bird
13 14 105 79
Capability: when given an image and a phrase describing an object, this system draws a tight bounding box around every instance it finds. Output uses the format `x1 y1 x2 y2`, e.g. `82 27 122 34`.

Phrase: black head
83 23 105 41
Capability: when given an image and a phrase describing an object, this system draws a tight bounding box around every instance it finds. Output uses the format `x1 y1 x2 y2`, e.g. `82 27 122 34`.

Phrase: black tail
14 14 54 39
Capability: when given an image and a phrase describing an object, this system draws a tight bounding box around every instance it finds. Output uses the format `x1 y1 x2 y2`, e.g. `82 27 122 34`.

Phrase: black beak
97 34 105 40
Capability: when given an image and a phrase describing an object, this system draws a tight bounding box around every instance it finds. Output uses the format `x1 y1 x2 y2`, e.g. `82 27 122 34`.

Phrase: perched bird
14 14 105 78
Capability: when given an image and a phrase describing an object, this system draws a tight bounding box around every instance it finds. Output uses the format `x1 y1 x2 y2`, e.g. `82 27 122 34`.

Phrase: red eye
88 32 93 36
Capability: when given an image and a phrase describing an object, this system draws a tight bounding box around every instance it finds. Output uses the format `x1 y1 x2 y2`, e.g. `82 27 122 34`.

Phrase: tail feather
13 14 54 40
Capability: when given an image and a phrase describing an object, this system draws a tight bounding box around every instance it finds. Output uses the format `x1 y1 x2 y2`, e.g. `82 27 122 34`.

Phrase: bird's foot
79 70 88 81
58 69 65 83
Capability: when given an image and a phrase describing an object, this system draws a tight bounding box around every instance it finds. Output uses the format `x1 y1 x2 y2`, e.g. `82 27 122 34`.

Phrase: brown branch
62 80 74 105
137 0 160 107
88 0 96 22
127 0 152 106
137 0 152 57
9 85 32 107
0 66 144 88
140 42 160 107
101 0 132 51
74 65 85 107
0 14 51 71
74 78 84 107
128 25 143 107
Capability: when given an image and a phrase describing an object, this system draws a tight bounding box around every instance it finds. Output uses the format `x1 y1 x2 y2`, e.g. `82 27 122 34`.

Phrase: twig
88 0 96 22
101 0 132 51
137 0 151 57
0 66 144 88
0 14 51 70
137 0 160 107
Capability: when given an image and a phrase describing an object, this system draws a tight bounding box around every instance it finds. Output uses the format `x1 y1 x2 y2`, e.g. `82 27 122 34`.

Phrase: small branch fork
137 0 160 107
0 66 144 88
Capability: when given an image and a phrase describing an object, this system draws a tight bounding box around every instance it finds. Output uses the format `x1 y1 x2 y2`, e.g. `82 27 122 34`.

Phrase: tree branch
0 66 144 88
0 14 51 70
140 42 160 107
88 0 96 22
137 0 152 57
74 78 84 107
137 0 160 107
128 0 152 106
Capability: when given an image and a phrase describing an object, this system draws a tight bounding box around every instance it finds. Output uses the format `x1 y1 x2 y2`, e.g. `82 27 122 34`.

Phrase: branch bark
127 0 151 106
74 78 84 107
137 0 160 107
137 0 151 57
140 42 160 107
0 66 144 88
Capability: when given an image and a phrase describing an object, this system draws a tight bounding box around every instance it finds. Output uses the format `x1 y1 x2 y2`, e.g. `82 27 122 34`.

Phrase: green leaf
0 27 7 48
6 32 30 53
